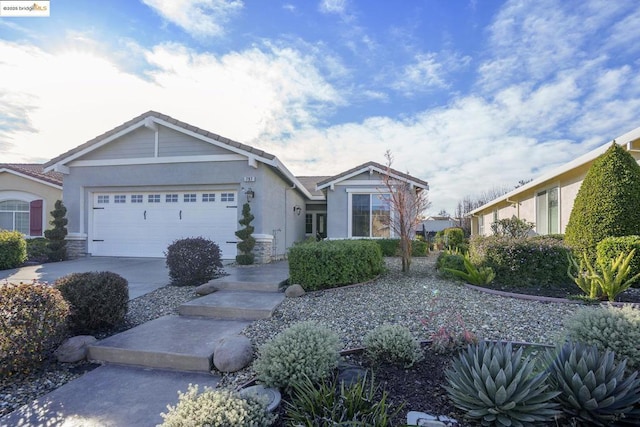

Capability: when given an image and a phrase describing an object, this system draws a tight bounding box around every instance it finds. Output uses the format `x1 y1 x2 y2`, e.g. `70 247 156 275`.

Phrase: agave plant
443 254 496 286
544 341 640 426
445 341 560 427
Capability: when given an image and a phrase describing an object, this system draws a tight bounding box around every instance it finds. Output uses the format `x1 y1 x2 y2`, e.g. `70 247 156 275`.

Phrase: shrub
437 227 466 251
374 238 428 257
445 341 560 427
0 282 69 377
165 237 224 286
469 235 573 288
563 305 640 370
598 235 640 287
288 240 383 290
443 254 495 286
411 239 429 257
568 249 640 301
0 230 27 270
26 237 49 264
565 143 640 260
253 321 341 389
430 325 478 355
160 384 276 427
490 216 534 239
544 342 640 426
44 200 68 262
285 372 400 426
235 203 256 265
55 271 128 334
363 324 423 367
435 251 465 280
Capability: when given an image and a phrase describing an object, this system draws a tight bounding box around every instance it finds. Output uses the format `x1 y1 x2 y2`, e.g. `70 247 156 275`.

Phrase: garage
89 191 238 258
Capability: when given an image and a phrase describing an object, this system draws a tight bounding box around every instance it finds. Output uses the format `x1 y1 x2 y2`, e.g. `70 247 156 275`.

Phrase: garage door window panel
148 195 160 203
184 194 196 202
166 194 178 203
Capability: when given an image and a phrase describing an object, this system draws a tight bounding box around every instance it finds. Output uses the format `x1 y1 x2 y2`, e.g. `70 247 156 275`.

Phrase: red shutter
30 200 43 236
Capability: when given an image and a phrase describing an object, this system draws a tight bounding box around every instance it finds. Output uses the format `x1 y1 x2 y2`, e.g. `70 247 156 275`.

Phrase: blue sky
1 0 640 213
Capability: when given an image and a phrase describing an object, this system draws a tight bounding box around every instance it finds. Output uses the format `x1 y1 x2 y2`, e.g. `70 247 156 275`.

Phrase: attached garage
89 190 238 258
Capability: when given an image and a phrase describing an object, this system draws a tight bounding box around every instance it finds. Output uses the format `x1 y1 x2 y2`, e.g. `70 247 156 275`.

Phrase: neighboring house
0 164 63 238
469 126 640 236
416 215 458 240
43 111 429 262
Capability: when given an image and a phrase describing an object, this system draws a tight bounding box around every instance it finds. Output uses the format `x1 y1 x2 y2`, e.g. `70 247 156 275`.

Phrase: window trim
535 185 560 235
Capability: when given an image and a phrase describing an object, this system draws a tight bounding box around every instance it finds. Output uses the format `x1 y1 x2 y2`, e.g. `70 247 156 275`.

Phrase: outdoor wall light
293 205 302 216
245 188 255 202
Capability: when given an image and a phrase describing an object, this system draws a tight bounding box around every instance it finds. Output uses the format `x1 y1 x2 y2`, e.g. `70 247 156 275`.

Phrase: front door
316 213 327 239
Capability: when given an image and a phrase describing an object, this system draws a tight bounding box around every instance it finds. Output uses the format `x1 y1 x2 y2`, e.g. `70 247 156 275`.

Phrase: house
43 111 429 262
468 126 640 236
0 164 63 238
417 215 458 239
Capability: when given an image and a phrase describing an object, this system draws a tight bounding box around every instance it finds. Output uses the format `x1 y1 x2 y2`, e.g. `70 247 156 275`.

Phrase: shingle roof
296 176 332 197
317 161 429 189
44 110 277 168
0 163 63 186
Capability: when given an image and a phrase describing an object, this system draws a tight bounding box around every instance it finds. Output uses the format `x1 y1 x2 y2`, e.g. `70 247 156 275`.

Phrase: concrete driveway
0 257 170 299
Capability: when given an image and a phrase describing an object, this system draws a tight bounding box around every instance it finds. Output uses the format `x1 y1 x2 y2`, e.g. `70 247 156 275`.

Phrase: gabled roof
0 163 63 188
316 161 429 191
297 176 332 198
468 125 640 215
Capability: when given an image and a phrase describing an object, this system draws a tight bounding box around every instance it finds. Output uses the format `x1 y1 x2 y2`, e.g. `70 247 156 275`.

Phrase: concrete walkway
1 261 289 427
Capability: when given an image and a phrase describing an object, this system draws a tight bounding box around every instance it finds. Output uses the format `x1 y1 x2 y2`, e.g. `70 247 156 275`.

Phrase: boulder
285 284 305 298
54 335 97 363
213 335 253 373
195 282 218 295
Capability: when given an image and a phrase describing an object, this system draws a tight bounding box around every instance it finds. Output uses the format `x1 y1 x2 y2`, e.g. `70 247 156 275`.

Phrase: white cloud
142 0 243 38
319 0 347 15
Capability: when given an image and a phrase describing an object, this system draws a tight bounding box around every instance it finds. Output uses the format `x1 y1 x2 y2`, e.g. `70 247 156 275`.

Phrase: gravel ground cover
1 255 599 418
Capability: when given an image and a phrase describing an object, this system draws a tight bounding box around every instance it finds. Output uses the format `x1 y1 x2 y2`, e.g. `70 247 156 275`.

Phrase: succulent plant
544 341 640 426
445 341 560 427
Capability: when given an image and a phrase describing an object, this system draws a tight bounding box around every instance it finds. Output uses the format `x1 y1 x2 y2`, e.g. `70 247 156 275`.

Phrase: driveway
0 257 170 300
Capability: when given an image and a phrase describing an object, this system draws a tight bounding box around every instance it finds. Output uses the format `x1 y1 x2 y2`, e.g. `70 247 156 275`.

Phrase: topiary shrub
0 230 27 269
563 305 640 370
55 271 128 334
288 240 383 290
565 143 640 260
285 372 400 426
445 341 560 426
0 282 69 377
253 321 341 389
160 384 276 427
44 200 68 262
544 341 640 426
469 235 573 288
165 237 224 286
235 203 256 265
363 324 423 367
597 235 640 287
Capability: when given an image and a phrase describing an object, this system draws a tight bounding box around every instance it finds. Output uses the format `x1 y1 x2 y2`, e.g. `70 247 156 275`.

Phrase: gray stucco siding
158 127 232 157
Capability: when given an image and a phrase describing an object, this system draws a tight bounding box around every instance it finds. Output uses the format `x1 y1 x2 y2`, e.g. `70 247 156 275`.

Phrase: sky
1 0 640 214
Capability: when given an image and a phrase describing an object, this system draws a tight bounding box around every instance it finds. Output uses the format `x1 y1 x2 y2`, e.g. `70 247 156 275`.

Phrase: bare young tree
381 150 431 272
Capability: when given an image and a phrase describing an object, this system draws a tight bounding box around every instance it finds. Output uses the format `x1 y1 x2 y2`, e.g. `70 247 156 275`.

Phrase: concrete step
210 278 283 292
211 261 289 293
178 290 285 320
88 315 251 372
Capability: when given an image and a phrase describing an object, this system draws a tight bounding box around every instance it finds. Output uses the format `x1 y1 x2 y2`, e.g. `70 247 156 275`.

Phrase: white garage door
90 191 238 258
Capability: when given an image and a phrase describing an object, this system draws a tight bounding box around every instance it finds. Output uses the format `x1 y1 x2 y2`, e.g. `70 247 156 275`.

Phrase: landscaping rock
213 335 253 373
195 282 218 295
54 335 97 363
285 284 305 297
407 411 458 426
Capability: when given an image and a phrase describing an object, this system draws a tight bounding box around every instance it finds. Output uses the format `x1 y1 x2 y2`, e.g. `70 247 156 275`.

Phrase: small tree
491 216 534 239
381 150 431 272
565 143 640 259
44 200 68 262
235 203 256 265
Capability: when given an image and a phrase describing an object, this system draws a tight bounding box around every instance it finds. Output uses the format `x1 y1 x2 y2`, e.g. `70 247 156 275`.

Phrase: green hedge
597 235 640 287
374 239 428 257
435 252 465 280
469 235 572 288
289 240 384 290
0 230 27 270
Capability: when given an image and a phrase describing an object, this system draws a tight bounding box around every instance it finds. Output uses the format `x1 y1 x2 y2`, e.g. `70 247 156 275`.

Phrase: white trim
69 154 246 167
0 190 40 203
318 165 428 191
345 187 386 193
0 168 63 189
337 179 385 186
347 191 393 238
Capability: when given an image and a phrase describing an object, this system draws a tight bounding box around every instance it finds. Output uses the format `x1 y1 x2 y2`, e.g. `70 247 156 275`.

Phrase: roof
44 110 277 169
296 176 331 198
317 161 429 190
468 125 640 215
0 163 63 187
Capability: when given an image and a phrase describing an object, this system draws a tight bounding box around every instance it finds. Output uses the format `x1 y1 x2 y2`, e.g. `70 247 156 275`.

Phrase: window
305 214 313 234
478 215 484 235
97 195 109 204
351 193 390 238
221 193 234 202
131 195 143 203
0 200 29 235
202 193 215 202
148 194 161 203
536 187 559 234
114 195 126 204
165 194 178 203
183 194 196 203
